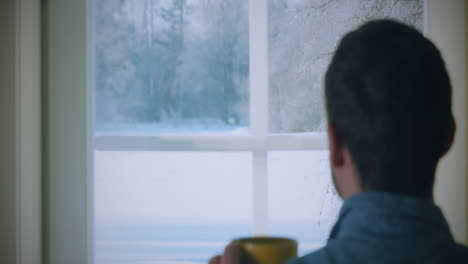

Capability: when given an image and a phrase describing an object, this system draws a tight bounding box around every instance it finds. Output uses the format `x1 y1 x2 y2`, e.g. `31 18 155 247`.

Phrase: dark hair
325 20 453 198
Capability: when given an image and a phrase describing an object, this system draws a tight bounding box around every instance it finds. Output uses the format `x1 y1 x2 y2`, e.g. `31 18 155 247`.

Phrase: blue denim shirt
289 191 468 264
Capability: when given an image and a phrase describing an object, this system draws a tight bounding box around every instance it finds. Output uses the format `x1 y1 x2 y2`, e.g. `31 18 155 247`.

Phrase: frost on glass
268 151 341 255
269 0 423 133
94 0 249 134
94 151 252 264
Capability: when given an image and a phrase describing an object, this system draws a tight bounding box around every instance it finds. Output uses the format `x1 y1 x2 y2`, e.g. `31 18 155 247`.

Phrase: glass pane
268 151 341 255
94 151 252 264
268 0 424 133
94 0 249 135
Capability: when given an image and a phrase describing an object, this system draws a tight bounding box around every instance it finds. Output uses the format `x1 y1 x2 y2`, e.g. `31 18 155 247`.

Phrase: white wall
0 0 18 263
427 0 467 244
466 0 468 245
17 0 42 263
0 0 41 263
0 0 17 263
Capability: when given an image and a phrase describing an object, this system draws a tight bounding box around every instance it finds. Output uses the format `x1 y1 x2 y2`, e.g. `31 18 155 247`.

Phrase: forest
95 0 249 128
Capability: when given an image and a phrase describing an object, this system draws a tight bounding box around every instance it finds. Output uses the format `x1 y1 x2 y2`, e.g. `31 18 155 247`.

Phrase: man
209 19 468 264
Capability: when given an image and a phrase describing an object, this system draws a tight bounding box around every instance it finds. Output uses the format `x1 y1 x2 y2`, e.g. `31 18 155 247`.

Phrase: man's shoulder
288 239 468 264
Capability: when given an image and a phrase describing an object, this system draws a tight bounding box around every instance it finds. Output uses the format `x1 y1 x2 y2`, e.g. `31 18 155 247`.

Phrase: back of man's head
325 19 453 198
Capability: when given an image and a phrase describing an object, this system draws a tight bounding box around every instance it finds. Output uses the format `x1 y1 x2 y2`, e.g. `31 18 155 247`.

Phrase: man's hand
208 243 240 264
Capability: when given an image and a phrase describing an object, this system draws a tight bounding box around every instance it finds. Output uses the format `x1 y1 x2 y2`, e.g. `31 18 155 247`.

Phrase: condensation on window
268 151 342 254
268 0 423 133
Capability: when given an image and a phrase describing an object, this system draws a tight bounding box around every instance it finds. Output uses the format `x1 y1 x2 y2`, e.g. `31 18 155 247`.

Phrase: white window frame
37 0 467 264
93 0 329 236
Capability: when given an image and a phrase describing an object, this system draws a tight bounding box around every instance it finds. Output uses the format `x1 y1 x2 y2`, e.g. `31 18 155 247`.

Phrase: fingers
209 255 221 264
209 242 241 264
222 243 240 264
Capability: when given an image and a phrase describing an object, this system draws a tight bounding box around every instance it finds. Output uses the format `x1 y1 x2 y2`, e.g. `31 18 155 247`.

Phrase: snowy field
95 120 249 136
94 149 341 264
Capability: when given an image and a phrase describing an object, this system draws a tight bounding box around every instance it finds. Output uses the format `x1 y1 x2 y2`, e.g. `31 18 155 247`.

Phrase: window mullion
249 0 269 235
252 150 268 235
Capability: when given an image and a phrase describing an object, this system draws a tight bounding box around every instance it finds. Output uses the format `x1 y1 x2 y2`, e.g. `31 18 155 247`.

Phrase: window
93 0 423 263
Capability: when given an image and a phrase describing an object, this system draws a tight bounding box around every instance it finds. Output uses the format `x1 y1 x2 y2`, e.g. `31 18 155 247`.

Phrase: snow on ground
95 119 249 136
93 121 341 263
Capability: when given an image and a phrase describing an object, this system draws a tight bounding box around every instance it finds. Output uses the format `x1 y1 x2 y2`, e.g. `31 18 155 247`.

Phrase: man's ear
328 123 345 167
441 116 456 157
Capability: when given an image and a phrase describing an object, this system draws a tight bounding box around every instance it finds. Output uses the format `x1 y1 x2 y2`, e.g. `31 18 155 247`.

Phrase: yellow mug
233 236 298 264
